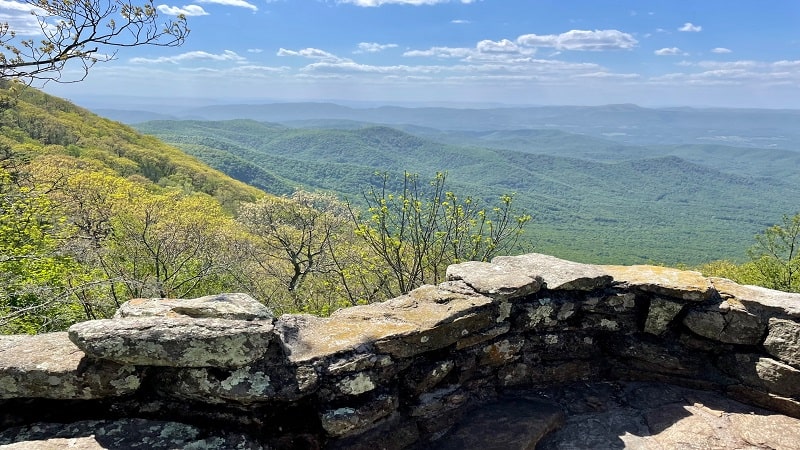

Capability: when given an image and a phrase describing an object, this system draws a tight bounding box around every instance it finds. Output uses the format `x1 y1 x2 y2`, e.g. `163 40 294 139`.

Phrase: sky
4 0 800 109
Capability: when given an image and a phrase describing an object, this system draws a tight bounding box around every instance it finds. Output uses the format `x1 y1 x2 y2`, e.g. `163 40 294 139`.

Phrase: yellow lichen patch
604 265 713 301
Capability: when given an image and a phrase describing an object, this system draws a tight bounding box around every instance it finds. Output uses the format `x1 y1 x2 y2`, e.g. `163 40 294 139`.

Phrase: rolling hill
134 119 800 265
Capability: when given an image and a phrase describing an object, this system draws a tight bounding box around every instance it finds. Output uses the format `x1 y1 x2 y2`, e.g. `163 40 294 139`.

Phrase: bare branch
0 0 189 84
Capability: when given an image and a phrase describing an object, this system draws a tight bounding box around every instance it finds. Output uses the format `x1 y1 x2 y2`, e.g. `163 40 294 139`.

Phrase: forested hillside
135 119 800 266
0 82 269 333
2 85 528 333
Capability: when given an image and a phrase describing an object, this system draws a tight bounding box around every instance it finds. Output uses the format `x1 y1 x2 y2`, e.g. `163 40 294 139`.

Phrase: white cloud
648 59 800 88
226 65 291 75
293 52 611 84
773 60 800 68
0 0 37 11
451 19 471 24
277 47 350 63
197 0 257 11
404 30 633 64
517 29 638 51
247 48 264 53
403 46 473 58
678 22 702 32
696 60 758 69
711 47 732 54
130 50 246 64
355 42 399 53
654 47 683 56
476 39 520 54
156 4 209 16
572 72 640 79
0 0 44 35
338 0 474 6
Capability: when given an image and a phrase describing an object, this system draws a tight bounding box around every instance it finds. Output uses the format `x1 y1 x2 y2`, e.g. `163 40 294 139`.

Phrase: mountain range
132 115 800 265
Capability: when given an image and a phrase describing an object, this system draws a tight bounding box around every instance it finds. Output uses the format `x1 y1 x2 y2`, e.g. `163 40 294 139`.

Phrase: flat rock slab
433 398 564 450
115 293 273 321
277 285 494 363
446 260 542 299
0 332 139 400
492 253 613 291
68 317 274 368
604 265 713 301
0 418 264 449
534 381 800 450
712 277 800 318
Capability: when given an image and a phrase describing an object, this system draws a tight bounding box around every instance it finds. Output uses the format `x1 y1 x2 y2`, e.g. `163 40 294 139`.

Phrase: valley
131 107 800 266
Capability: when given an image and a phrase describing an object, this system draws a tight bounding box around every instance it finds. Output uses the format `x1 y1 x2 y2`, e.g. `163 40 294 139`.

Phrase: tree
102 191 239 299
237 191 351 308
349 171 531 296
1 0 189 83
0 167 82 333
746 212 800 292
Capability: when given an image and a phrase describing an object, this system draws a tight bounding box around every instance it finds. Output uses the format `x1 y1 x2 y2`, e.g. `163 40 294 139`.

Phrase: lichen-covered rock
276 285 494 362
492 253 613 291
682 300 766 344
320 395 398 437
522 332 597 361
711 277 800 318
445 260 542 299
644 298 685 335
0 419 265 449
763 318 800 368
115 293 273 321
159 350 306 404
604 264 713 301
0 332 139 400
68 317 274 368
478 338 524 367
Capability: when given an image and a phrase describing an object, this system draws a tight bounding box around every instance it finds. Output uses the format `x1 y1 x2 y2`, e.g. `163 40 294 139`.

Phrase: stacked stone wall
1 253 799 448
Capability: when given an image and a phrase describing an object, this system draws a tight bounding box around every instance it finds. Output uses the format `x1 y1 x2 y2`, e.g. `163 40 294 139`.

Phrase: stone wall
1 253 800 449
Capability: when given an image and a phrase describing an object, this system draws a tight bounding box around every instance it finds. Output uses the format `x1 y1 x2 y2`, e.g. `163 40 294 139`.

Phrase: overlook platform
1 253 800 449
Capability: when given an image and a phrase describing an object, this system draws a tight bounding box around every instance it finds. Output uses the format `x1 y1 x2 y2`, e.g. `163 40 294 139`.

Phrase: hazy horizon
2 0 790 110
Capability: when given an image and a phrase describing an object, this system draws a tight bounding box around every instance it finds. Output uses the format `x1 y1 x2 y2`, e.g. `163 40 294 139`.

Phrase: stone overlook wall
2 253 800 449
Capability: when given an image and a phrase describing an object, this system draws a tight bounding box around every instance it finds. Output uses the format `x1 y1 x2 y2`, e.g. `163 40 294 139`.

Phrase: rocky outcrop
0 332 140 400
1 254 800 449
68 317 275 368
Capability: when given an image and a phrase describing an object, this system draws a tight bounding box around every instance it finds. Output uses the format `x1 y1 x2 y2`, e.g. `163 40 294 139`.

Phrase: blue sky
5 0 800 108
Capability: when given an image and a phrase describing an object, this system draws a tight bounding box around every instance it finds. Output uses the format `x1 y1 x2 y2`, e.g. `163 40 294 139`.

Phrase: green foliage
698 213 800 293
351 172 530 296
235 190 387 315
746 213 800 292
0 169 82 333
0 84 269 333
